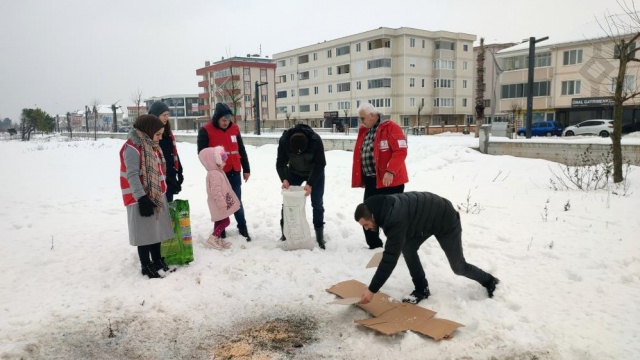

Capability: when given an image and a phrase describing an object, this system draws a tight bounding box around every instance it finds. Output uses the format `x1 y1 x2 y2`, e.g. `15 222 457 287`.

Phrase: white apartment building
273 27 476 129
495 34 640 127
144 95 204 131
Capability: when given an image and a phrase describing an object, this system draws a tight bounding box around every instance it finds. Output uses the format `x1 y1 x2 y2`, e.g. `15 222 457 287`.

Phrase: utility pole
85 106 90 133
525 36 548 138
254 81 268 135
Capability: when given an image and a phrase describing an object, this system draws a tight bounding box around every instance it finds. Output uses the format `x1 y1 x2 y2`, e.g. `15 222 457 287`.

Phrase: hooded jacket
365 191 459 293
276 124 326 187
198 147 241 222
197 119 250 174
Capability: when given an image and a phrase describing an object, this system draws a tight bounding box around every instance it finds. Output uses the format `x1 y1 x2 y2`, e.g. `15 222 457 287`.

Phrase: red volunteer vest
202 122 243 173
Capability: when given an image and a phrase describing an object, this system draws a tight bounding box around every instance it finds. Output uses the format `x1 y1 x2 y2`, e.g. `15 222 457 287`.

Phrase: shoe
239 228 251 242
279 234 286 241
221 239 232 248
206 235 224 250
483 276 500 298
220 230 226 239
141 263 164 279
402 288 430 304
153 257 170 272
314 227 325 250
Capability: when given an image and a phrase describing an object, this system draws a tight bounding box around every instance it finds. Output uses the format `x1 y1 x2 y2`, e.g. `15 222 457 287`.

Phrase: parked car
563 119 613 137
622 121 640 135
516 121 563 137
118 126 132 133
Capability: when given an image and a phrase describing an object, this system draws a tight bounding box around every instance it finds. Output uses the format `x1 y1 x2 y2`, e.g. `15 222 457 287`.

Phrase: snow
1 133 639 359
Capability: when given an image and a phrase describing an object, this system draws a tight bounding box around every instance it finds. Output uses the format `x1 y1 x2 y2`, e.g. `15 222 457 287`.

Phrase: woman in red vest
119 115 174 278
197 103 252 241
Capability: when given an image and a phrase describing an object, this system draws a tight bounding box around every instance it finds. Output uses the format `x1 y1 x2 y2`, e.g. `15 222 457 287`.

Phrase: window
410 78 415 87
278 75 287 83
367 58 392 69
313 52 318 61
463 44 469 51
327 67 332 75
244 94 251 102
327 102 333 110
433 59 455 69
277 60 286 67
314 104 318 111
433 98 455 107
561 80 581 95
501 81 551 98
336 45 350 56
327 49 332 58
291 105 295 112
422 39 426 48
337 64 350 74
298 54 309 64
610 75 636 92
463 80 467 88
367 78 391 89
410 38 416 47
403 117 410 126
563 49 583 65
300 105 310 112
314 86 319 95
356 81 361 90
409 58 416 67
290 89 295 97
368 98 391 108
290 74 294 81
299 88 310 96
410 98 415 106
277 90 287 98
435 40 455 50
277 106 287 114
434 79 454 88
243 68 250 76
463 61 468 70
337 82 350 92
356 43 361 52
327 84 332 93
298 71 309 80
261 94 267 102
244 81 251 91
421 79 425 87
535 53 551 67
338 101 351 110
462 98 468 107
614 42 637 59
483 99 491 108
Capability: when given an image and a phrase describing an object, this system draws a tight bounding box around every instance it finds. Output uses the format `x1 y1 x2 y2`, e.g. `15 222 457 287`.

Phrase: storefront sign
571 97 614 107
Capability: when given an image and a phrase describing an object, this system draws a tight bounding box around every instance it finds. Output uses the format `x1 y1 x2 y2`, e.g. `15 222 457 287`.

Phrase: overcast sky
0 0 628 122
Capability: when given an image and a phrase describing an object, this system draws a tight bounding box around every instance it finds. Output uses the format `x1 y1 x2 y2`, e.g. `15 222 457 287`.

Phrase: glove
137 195 157 217
177 171 184 185
167 177 181 194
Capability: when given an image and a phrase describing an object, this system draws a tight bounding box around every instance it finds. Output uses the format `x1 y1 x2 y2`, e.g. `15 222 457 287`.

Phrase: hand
359 289 374 304
281 179 290 189
243 172 250 182
137 195 157 217
166 177 181 194
177 172 184 185
303 184 312 196
382 171 394 187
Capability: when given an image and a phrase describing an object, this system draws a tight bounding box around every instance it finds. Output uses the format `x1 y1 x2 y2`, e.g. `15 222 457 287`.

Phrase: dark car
622 121 640 135
516 121 563 137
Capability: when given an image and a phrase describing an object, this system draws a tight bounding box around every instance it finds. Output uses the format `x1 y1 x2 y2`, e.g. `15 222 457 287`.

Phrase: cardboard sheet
366 252 383 268
327 279 464 340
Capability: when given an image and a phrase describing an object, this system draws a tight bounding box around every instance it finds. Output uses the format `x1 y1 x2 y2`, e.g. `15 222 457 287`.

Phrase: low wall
485 140 640 166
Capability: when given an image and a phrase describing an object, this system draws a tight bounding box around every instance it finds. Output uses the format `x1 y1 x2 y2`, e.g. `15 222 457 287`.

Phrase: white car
563 119 613 137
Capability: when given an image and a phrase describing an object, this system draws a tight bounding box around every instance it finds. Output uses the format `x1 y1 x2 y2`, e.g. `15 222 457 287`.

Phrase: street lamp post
524 36 548 138
254 81 268 135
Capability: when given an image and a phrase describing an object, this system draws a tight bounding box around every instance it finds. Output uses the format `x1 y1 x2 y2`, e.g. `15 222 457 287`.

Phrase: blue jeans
281 171 325 228
226 171 247 230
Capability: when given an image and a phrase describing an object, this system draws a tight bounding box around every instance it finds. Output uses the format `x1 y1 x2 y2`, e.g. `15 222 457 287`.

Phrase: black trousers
137 243 162 267
362 175 404 248
402 213 492 291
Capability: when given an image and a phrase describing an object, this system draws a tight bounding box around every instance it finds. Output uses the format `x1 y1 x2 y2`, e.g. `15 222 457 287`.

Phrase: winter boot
206 235 225 250
482 276 500 298
314 227 325 250
239 228 251 242
221 238 232 248
153 257 170 272
402 288 430 304
141 263 164 279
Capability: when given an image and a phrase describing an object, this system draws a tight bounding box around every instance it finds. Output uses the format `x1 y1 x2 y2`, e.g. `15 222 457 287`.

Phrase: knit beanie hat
133 114 165 138
212 103 233 122
211 146 228 165
148 101 170 117
290 133 308 154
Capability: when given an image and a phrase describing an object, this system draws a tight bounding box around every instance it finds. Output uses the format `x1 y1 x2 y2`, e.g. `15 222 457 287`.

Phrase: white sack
281 186 315 250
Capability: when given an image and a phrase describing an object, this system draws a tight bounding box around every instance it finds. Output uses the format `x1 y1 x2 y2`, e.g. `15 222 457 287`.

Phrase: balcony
199 93 209 99
198 80 208 87
199 104 210 112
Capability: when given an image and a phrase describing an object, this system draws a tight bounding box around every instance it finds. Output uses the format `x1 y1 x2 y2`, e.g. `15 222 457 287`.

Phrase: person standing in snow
276 123 327 249
148 101 183 202
355 191 499 305
197 103 251 241
198 146 240 250
119 115 174 279
352 103 408 250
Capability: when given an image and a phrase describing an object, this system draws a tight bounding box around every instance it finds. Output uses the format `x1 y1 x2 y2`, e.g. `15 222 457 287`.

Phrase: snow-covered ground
1 133 639 359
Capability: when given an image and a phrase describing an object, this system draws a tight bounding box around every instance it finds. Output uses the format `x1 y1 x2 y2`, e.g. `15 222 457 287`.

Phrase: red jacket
352 120 409 188
119 139 167 206
200 122 245 173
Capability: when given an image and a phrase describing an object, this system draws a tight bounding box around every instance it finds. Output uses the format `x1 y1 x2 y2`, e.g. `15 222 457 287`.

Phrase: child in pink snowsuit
198 146 241 250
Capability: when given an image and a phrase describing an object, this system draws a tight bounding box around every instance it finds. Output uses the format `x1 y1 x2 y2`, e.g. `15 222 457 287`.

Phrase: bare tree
130 88 143 119
417 99 424 133
596 0 640 182
214 65 243 119
474 38 486 138
92 99 100 141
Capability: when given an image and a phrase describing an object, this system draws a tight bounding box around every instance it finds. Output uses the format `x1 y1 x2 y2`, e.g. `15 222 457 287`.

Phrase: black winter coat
366 191 459 293
159 133 182 194
276 124 326 187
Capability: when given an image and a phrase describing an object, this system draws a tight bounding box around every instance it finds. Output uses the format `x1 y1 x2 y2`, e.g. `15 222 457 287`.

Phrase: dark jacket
197 120 250 174
276 124 326 187
366 191 459 293
159 132 182 194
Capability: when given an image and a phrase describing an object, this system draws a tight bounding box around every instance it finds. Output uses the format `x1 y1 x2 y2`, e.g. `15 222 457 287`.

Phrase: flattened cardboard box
327 279 463 340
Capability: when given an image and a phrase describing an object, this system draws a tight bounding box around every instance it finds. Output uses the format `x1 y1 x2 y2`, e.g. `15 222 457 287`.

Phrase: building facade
272 27 476 130
472 42 517 124
144 95 204 132
495 35 640 128
196 56 277 132
126 106 147 124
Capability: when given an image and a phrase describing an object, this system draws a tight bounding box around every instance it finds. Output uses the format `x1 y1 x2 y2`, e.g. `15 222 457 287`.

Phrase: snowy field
1 133 639 359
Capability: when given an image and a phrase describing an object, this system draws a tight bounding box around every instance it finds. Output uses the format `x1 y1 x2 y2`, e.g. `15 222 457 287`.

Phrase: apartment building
495 34 640 127
144 95 204 131
196 56 277 132
126 106 147 124
273 27 476 129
